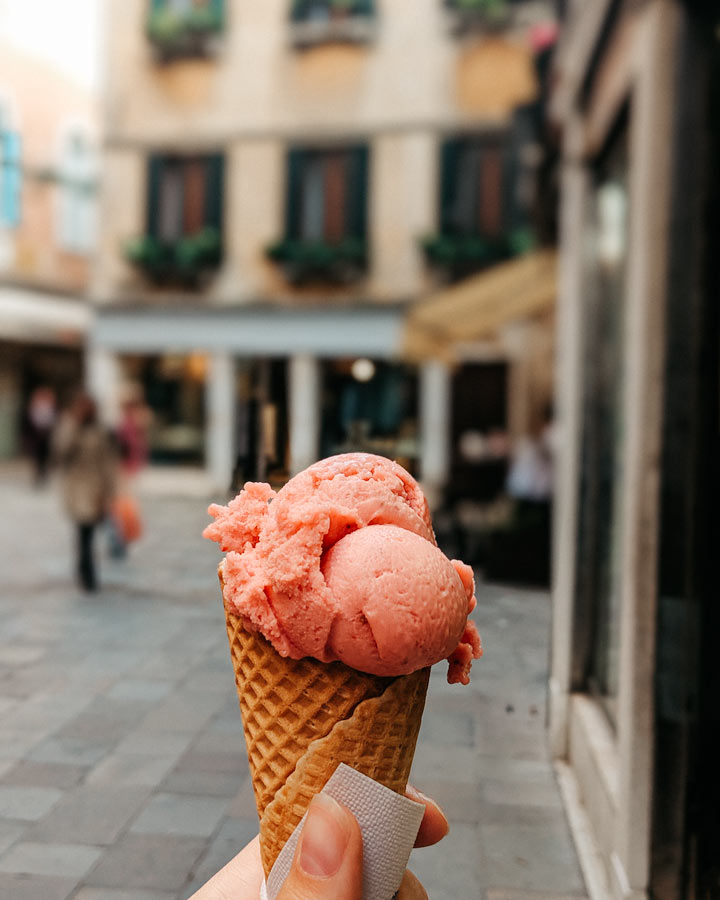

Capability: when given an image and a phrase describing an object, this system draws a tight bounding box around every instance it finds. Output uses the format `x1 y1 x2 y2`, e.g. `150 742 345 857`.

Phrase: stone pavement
0 466 588 900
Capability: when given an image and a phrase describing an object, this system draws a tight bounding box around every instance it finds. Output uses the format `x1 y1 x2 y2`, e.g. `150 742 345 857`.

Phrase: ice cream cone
224 601 430 877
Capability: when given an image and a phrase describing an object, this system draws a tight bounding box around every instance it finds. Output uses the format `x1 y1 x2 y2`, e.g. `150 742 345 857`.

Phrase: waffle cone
224 604 429 877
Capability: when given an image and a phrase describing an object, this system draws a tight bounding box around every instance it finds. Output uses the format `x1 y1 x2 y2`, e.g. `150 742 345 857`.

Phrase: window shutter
204 153 224 232
355 0 375 16
1 132 22 227
440 138 460 235
147 155 163 237
209 0 224 24
286 148 305 239
150 0 165 11
290 0 305 24
346 144 369 240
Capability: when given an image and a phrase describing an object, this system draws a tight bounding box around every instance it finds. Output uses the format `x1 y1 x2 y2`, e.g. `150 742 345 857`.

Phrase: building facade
549 1 719 897
93 0 555 496
0 44 98 458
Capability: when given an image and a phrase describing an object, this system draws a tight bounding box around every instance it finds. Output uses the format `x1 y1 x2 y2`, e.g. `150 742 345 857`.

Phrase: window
267 146 369 283
147 0 225 59
290 147 367 243
444 0 524 32
290 0 375 47
0 105 22 228
291 0 375 22
440 136 506 238
422 135 526 280
57 131 97 254
148 153 223 242
574 122 630 727
125 153 224 284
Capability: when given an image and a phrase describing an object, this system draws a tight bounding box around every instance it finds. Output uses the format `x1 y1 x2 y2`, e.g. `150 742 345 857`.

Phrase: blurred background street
2 1 720 898
0 464 585 900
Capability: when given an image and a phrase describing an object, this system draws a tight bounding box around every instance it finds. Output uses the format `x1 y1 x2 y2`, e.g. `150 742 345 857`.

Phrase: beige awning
404 248 557 361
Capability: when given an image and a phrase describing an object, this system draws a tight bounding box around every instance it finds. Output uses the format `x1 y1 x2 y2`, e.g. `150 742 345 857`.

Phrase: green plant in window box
146 3 224 59
125 227 222 286
420 228 534 277
266 237 367 285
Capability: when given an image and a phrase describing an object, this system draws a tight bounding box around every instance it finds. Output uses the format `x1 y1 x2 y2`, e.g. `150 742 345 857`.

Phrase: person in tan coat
53 392 118 591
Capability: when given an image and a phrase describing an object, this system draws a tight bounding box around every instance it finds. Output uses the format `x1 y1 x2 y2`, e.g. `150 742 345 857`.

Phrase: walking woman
53 392 118 592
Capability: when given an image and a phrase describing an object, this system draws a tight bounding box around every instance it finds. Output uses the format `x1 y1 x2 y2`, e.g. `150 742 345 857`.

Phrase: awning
0 286 92 346
404 248 557 361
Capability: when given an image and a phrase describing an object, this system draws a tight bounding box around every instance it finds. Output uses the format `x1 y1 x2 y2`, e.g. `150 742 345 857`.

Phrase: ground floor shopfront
87 304 455 500
0 285 90 459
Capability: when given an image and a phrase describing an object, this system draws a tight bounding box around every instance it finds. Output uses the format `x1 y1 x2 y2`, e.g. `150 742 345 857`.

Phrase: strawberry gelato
204 453 481 683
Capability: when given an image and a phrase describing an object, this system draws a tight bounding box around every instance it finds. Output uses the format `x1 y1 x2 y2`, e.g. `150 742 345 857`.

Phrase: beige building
0 44 98 457
93 0 555 494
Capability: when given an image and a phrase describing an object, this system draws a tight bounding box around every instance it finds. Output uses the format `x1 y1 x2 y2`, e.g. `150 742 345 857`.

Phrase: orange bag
111 494 142 544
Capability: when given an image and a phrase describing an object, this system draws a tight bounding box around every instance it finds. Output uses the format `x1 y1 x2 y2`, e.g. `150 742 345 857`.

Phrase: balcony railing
290 0 376 48
266 237 367 285
146 5 224 61
125 227 222 287
421 229 534 280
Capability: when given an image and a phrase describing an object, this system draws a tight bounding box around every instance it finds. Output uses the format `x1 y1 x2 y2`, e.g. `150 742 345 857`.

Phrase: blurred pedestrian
52 391 118 592
116 396 150 478
25 386 57 486
107 396 150 558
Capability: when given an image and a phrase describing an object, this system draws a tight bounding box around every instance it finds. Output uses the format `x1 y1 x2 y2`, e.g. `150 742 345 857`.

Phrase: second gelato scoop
322 524 474 676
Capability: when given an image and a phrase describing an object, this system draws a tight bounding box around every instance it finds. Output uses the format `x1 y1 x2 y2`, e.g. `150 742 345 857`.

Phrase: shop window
290 0 376 47
422 135 532 280
125 153 224 286
574 121 629 727
121 353 206 465
146 0 225 60
0 106 22 227
320 359 419 475
57 130 97 255
266 145 369 284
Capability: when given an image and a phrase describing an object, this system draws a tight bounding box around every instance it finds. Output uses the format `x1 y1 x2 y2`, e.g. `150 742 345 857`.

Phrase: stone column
419 359 451 510
85 346 122 426
288 354 320 476
206 351 236 493
502 319 533 444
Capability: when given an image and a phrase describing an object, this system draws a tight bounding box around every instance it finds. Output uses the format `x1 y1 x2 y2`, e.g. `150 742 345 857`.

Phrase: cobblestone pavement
0 466 587 900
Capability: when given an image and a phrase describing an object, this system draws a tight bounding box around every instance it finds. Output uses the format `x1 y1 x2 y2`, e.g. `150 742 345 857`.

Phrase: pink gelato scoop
204 453 482 684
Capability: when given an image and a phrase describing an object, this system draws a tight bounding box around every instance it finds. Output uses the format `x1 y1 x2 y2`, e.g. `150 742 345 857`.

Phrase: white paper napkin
260 763 425 900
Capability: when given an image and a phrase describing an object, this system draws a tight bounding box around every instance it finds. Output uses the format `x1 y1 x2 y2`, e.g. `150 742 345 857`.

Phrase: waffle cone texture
223 598 429 876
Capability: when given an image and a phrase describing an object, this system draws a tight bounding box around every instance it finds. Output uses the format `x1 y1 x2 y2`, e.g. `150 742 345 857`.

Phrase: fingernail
406 786 449 831
299 794 350 878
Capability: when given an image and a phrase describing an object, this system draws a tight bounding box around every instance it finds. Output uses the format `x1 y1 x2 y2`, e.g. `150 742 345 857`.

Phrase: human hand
190 785 448 900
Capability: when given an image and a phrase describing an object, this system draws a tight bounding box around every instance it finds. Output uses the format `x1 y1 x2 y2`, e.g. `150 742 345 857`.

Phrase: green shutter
209 0 224 27
440 138 460 235
204 153 225 231
346 144 369 240
290 0 306 23
1 132 22 227
286 148 305 239
147 155 163 237
150 0 165 11
354 0 375 16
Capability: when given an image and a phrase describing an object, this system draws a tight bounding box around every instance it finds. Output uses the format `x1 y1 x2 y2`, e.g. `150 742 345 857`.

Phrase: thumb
276 793 363 900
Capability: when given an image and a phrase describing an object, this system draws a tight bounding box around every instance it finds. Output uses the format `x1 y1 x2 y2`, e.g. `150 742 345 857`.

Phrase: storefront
88 304 435 495
0 286 90 458
549 3 719 898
